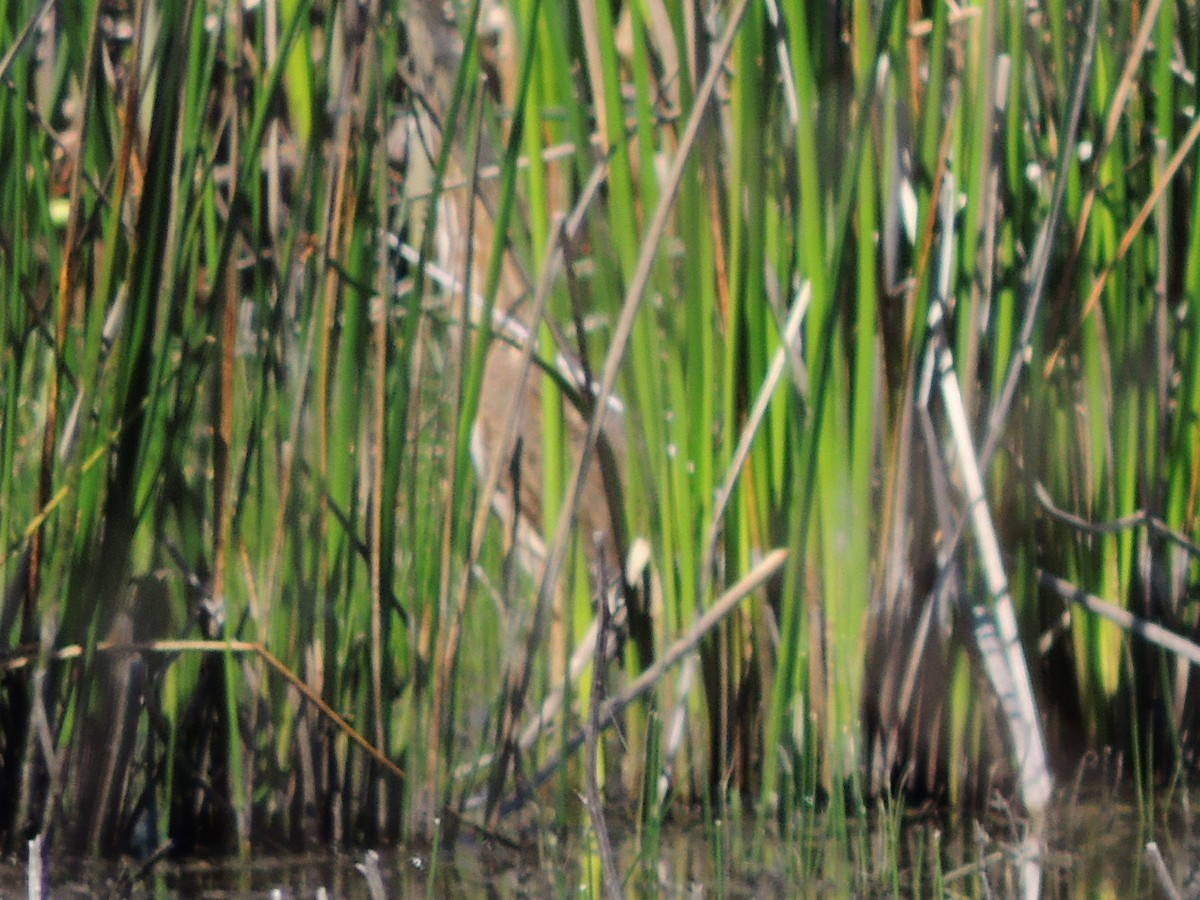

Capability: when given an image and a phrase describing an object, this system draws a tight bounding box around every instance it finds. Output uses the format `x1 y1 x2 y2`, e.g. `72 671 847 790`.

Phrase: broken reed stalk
356 850 389 900
1038 571 1200 669
1145 842 1184 900
0 638 405 783
923 173 1051 814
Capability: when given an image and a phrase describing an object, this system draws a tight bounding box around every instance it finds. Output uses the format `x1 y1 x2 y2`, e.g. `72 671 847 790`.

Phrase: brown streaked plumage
400 0 630 603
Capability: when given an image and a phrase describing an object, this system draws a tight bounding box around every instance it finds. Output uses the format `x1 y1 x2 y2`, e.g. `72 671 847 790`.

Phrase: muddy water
3 790 1193 897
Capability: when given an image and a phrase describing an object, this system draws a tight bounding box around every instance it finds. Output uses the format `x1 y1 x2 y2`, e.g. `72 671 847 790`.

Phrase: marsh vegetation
3 0 1200 894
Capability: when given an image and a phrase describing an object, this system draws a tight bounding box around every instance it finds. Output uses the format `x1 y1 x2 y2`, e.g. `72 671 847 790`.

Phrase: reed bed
2 0 1200 868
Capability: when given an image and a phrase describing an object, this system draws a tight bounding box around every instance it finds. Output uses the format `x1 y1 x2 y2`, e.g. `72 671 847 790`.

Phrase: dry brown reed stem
211 0 245 642
0 638 406 782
